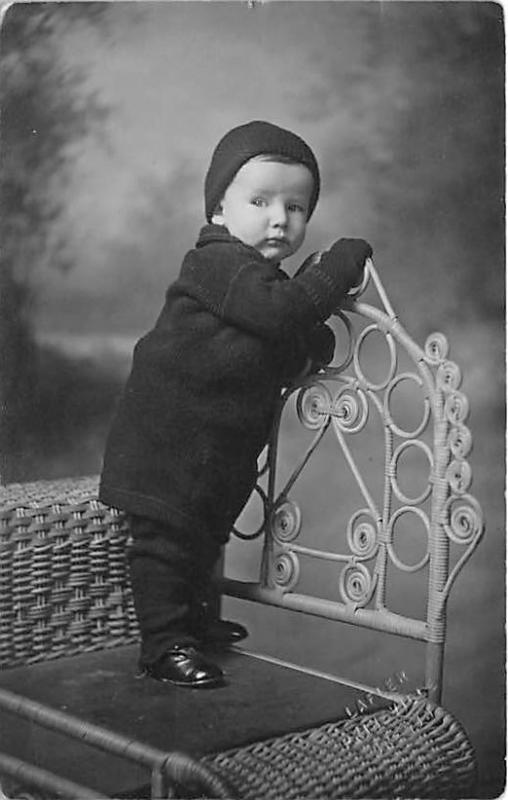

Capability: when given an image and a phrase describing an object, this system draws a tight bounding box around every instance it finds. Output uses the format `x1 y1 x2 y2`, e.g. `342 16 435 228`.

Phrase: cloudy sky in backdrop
59 2 385 236
30 1 502 340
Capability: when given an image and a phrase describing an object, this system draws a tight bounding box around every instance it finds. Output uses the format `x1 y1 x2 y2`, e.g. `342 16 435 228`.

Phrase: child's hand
293 238 373 321
319 238 373 293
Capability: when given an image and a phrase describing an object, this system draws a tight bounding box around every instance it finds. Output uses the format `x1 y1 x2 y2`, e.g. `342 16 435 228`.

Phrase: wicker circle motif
384 373 430 439
296 383 331 430
448 424 472 459
387 506 430 573
424 331 449 364
436 360 462 392
346 510 379 560
353 325 397 391
338 562 374 607
272 551 300 592
443 494 483 546
444 391 470 425
332 386 369 434
445 459 472 495
390 439 433 506
270 500 302 545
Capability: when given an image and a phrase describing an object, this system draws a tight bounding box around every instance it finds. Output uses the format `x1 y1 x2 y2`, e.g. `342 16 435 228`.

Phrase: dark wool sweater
99 224 346 542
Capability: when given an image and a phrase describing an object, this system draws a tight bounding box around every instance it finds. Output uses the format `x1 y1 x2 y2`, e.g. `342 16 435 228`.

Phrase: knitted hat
204 120 320 222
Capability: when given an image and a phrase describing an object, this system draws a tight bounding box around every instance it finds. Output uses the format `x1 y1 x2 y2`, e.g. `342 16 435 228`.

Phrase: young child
99 120 372 689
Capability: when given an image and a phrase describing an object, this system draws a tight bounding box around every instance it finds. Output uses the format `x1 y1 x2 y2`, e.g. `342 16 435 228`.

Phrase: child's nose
270 202 288 227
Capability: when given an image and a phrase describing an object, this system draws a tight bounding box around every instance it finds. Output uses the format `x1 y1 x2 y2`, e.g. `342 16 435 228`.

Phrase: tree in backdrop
0 3 108 482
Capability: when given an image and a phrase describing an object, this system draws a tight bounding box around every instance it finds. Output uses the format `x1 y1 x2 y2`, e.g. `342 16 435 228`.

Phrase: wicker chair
0 260 483 798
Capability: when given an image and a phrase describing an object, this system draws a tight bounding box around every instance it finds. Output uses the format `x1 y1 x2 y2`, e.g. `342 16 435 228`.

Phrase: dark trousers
127 515 223 667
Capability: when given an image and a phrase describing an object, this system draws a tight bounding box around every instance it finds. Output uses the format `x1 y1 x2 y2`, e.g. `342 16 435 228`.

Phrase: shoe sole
137 669 224 689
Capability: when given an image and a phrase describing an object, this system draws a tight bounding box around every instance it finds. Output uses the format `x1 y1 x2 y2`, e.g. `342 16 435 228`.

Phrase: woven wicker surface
0 478 137 668
203 696 477 799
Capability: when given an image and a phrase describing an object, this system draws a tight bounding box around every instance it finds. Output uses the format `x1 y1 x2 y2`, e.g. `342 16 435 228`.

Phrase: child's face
212 157 314 263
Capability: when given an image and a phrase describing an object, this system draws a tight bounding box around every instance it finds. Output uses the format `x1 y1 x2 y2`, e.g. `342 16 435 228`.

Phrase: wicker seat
0 261 483 798
204 697 477 800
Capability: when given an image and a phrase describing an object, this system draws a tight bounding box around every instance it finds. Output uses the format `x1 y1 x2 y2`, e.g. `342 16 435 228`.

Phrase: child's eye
251 197 266 207
288 202 306 213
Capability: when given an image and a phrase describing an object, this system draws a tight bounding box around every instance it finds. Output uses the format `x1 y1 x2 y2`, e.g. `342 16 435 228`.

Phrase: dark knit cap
204 120 320 222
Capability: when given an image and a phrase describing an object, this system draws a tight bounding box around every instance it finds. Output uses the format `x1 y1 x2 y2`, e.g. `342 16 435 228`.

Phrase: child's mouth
266 238 288 247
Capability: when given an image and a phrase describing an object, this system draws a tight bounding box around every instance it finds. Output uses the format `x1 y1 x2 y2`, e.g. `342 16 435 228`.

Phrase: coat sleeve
220 260 322 339
305 323 336 368
177 241 350 342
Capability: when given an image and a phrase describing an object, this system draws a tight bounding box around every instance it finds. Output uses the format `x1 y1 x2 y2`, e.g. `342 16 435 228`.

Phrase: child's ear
211 202 224 225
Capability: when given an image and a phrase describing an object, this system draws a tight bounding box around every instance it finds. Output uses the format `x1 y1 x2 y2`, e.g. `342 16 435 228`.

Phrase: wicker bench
0 260 483 798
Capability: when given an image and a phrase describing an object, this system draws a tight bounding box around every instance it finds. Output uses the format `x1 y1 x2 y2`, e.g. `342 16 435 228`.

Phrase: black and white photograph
0 2 504 798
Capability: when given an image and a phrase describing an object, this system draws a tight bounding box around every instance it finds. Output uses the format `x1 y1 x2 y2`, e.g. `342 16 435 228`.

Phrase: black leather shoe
201 618 249 646
143 645 224 688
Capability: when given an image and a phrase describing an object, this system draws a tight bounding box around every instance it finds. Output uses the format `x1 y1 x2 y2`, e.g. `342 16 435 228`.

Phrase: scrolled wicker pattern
224 260 485 702
203 696 477 799
0 477 137 669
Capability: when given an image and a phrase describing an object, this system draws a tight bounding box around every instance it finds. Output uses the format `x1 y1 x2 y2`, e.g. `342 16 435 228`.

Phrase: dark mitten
318 238 372 302
295 238 373 321
307 323 336 369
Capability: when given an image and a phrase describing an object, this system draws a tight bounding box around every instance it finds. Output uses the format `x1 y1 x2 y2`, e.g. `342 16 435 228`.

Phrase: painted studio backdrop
0 2 504 796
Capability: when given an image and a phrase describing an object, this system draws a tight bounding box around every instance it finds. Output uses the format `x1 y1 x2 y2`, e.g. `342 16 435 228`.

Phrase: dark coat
99 224 342 541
